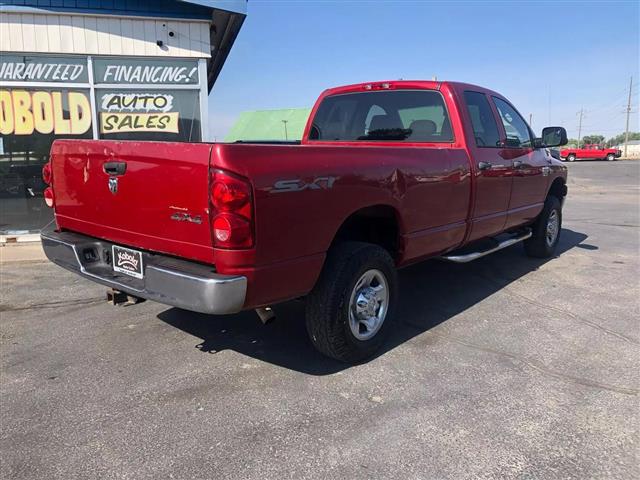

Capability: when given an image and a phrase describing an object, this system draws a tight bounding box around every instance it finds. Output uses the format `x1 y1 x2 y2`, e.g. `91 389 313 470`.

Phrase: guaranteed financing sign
0 55 88 83
93 58 199 85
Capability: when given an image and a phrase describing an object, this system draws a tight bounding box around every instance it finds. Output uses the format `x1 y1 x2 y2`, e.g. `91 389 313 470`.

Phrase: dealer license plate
112 245 144 279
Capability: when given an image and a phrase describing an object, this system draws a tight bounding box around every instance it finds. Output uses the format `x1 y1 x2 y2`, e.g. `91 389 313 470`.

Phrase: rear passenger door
492 97 549 229
462 91 513 242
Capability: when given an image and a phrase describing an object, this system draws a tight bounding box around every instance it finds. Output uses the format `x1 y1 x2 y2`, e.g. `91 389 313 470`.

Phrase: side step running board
439 230 532 263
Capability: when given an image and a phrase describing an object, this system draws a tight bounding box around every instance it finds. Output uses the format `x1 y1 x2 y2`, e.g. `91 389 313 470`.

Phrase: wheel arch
547 176 567 202
329 204 404 262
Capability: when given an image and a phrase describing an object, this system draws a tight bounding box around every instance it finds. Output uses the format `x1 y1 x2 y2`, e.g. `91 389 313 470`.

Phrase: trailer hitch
106 288 145 307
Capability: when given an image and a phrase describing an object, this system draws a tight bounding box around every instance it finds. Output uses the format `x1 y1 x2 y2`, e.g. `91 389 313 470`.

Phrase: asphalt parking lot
1 160 639 480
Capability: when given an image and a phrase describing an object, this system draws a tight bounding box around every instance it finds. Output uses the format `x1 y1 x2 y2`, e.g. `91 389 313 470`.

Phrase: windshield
308 90 453 142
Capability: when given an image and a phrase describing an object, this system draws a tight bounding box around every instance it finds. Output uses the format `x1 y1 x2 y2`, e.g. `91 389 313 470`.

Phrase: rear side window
492 97 532 148
463 91 501 148
308 90 453 142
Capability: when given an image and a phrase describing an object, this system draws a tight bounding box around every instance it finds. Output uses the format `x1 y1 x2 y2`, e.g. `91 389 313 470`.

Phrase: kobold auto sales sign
0 89 92 136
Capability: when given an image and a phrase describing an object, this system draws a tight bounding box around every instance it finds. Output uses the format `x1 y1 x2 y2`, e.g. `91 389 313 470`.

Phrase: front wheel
305 242 398 363
566 154 576 162
524 196 562 258
606 153 616 161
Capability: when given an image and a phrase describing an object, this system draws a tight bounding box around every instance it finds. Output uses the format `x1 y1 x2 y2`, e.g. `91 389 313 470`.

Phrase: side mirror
540 126 568 148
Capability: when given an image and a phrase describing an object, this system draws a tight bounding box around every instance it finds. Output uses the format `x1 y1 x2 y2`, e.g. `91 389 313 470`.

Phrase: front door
461 91 514 242
491 97 550 229
584 146 602 159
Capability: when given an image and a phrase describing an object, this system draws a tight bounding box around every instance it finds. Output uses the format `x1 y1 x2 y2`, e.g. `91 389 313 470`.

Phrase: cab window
492 97 532 148
309 90 453 142
463 91 501 148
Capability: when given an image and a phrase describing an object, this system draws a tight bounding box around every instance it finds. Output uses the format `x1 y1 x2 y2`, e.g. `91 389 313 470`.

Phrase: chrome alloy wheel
546 209 559 247
348 269 389 341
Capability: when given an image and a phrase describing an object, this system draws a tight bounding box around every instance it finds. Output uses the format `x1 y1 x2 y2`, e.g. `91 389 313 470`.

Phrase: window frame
307 89 455 145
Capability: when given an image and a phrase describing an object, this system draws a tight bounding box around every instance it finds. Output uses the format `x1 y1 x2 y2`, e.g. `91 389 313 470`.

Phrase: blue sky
208 0 639 140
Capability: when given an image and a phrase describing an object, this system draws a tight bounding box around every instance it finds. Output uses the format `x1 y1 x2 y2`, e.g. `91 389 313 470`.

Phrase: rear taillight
42 163 54 207
210 170 253 248
44 187 54 207
42 162 52 185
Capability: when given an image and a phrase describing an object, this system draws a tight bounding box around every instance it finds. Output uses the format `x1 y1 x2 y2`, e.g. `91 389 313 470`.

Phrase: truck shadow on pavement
157 228 589 375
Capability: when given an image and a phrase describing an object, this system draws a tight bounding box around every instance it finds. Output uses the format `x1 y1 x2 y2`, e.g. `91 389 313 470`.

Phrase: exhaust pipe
255 307 275 325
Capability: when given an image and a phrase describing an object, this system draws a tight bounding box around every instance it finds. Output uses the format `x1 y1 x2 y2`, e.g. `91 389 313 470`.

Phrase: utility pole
282 120 289 141
528 113 533 129
577 108 584 147
624 76 633 158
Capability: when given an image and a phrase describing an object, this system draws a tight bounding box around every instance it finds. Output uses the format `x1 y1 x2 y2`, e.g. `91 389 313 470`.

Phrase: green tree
582 134 605 145
606 132 640 146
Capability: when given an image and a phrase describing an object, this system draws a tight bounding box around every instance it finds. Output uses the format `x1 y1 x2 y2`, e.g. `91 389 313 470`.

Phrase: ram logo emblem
272 176 336 193
108 177 118 194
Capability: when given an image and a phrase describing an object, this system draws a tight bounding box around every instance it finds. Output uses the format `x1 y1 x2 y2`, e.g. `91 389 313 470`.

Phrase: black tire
606 153 615 161
566 154 576 162
524 195 562 258
305 242 398 363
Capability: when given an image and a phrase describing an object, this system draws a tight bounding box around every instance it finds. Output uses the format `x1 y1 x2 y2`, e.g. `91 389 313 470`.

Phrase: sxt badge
272 176 336 193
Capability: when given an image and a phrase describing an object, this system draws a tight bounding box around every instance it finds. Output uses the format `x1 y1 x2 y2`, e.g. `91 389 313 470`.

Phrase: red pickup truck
560 144 621 162
41 80 568 362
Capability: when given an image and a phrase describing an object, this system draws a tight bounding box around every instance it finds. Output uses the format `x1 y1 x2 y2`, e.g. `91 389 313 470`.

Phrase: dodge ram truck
41 80 569 362
560 143 621 162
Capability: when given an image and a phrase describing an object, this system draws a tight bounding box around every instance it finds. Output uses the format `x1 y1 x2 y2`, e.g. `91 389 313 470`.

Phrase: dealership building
0 0 246 236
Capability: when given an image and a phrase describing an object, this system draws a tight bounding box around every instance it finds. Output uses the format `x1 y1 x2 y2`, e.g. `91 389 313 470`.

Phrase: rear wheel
305 242 397 363
524 195 562 258
566 154 576 162
606 153 616 161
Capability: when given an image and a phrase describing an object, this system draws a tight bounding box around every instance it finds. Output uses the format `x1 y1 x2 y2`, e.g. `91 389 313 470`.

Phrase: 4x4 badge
108 177 118 194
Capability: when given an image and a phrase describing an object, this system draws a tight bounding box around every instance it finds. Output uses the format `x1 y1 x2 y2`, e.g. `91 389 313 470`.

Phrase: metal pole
528 113 532 129
282 120 289 141
577 108 583 147
624 76 633 158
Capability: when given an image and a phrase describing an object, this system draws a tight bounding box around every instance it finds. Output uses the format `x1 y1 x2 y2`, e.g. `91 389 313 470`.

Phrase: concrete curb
0 242 47 263
0 233 41 245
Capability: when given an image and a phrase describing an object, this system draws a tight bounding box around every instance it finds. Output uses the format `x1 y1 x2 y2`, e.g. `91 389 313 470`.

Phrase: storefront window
0 55 205 234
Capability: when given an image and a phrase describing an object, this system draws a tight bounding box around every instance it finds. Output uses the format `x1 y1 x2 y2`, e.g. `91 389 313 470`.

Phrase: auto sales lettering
0 90 91 135
99 92 179 134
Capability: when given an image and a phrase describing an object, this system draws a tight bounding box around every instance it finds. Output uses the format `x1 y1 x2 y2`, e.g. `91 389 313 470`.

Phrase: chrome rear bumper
41 230 246 314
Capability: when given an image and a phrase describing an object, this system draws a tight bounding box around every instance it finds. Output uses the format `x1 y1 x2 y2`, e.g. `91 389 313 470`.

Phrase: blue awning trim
0 0 246 19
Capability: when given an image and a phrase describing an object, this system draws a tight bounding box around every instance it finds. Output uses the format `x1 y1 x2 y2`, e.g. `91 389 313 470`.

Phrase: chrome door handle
513 160 523 168
478 161 492 171
103 161 127 176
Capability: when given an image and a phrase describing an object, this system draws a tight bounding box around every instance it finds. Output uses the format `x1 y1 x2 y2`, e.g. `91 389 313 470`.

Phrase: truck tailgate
50 140 215 264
